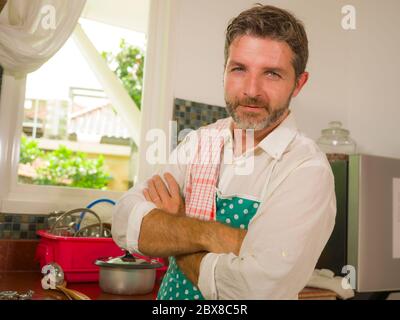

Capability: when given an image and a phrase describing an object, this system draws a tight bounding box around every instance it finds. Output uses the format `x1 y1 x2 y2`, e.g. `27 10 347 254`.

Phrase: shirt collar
257 112 298 159
224 112 298 160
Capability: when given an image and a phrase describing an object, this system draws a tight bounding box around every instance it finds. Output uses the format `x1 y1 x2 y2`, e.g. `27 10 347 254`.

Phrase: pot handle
121 250 136 262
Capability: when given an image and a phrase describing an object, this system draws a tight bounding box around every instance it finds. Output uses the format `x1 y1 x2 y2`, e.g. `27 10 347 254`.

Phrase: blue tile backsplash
173 98 228 141
0 213 48 240
171 98 228 150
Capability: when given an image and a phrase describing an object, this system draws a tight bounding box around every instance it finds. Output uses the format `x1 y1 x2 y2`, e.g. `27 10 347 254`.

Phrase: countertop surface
0 272 340 300
0 272 159 300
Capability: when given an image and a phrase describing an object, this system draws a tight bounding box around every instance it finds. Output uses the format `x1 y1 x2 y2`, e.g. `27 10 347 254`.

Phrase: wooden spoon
56 281 91 300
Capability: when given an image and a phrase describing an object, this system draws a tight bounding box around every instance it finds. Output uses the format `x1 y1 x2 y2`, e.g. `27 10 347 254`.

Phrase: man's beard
225 94 292 130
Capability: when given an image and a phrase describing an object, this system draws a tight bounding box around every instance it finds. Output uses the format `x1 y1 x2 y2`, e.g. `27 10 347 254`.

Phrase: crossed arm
138 173 246 285
118 164 336 299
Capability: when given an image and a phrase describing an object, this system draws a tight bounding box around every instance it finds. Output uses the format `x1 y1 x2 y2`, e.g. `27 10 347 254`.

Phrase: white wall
168 0 400 159
82 0 150 34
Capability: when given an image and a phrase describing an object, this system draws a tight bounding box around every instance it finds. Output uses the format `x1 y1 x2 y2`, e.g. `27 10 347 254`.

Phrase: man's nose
243 74 262 98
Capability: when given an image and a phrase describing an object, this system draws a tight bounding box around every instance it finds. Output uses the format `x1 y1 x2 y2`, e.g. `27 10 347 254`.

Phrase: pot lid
95 251 163 269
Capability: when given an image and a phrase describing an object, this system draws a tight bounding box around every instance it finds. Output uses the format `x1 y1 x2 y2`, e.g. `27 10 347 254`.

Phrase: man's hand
143 172 185 216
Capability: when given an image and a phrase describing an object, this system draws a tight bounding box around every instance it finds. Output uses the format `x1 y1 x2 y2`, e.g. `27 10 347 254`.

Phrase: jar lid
321 121 350 137
95 252 163 270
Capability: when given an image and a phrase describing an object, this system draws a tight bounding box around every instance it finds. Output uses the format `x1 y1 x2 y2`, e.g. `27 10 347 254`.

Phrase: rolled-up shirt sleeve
111 179 156 254
112 132 194 254
198 164 336 300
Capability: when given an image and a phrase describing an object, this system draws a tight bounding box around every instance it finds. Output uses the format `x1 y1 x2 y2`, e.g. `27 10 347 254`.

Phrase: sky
25 18 146 101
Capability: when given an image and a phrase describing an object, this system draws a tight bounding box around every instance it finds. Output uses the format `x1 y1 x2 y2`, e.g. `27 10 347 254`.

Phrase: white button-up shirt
112 113 336 300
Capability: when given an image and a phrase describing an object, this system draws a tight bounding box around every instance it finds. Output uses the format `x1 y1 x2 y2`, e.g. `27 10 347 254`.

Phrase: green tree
102 39 145 110
19 135 44 164
19 137 111 190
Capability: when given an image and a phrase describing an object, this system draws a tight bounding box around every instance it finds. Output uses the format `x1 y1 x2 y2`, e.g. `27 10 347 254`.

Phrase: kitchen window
19 19 144 193
0 6 146 214
0 0 176 215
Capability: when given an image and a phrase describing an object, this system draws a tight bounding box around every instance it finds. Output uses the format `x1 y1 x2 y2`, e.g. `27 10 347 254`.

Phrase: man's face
224 35 307 130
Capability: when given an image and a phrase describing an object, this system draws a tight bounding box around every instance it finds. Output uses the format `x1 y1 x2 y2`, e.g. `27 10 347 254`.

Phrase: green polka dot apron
157 193 260 300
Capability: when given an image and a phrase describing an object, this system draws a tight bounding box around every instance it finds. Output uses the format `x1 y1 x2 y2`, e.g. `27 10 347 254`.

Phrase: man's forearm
138 209 205 257
138 209 247 258
175 227 246 286
176 252 207 285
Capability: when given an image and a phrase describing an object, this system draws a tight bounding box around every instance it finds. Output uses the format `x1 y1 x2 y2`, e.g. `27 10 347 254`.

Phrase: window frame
0 72 123 214
0 0 177 215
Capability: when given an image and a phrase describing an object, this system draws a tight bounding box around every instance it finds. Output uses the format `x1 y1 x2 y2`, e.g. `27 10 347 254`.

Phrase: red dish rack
35 230 167 283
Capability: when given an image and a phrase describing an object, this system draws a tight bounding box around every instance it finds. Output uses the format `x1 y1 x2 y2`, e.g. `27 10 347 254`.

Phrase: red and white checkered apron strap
184 118 231 221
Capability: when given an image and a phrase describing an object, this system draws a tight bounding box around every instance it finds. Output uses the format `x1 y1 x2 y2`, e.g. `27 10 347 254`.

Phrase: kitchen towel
306 268 355 300
184 118 231 221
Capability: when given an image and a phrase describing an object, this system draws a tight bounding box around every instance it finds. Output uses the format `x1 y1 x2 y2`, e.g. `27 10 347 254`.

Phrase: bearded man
112 4 336 300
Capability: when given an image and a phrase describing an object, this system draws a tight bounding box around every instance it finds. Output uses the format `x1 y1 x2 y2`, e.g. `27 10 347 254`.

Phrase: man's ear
292 72 309 98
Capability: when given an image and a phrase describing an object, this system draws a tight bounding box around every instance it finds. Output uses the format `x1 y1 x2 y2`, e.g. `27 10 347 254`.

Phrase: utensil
56 281 90 300
43 262 91 300
95 251 163 295
74 223 112 238
47 211 66 229
50 208 104 238
77 198 115 231
0 290 34 300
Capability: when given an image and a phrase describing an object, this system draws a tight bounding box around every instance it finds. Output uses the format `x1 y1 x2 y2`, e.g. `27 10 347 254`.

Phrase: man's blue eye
231 67 244 72
266 71 281 78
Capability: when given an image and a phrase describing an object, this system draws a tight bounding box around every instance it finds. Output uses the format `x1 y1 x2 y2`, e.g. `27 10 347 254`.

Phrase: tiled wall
0 214 48 240
173 98 227 144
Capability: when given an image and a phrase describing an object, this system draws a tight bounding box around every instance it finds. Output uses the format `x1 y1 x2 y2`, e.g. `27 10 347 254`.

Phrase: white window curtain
0 0 86 77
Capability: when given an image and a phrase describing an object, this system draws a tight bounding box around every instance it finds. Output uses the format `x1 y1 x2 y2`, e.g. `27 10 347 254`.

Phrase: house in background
19 86 135 192
14 0 149 193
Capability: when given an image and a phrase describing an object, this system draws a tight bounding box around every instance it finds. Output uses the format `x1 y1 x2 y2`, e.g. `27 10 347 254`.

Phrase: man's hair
225 4 309 79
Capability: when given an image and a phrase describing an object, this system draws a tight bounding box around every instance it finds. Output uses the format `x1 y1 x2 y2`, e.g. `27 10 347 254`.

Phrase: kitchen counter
0 272 160 300
0 272 338 300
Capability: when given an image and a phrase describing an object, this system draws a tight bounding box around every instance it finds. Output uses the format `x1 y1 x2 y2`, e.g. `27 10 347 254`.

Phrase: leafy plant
102 39 145 110
19 135 44 164
19 137 111 190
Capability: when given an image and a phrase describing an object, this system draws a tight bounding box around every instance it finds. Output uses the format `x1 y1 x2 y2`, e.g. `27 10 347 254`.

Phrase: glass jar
317 121 356 157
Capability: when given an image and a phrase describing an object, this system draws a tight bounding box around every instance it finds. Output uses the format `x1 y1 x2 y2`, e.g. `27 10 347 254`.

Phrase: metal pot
95 251 163 295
